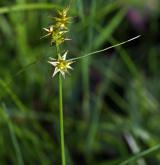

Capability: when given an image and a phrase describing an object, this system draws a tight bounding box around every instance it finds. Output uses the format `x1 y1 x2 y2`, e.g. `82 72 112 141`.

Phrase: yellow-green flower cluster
42 7 71 46
42 7 73 78
52 7 71 30
48 51 74 78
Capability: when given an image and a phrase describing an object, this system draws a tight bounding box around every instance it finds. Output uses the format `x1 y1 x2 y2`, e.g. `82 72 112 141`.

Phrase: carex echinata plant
42 5 140 165
42 6 73 165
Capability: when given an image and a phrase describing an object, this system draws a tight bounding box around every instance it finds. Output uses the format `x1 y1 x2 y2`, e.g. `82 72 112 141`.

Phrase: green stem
56 43 60 57
59 73 66 165
56 43 65 165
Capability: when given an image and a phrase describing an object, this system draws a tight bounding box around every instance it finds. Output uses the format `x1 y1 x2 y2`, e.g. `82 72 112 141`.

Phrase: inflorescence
42 7 73 78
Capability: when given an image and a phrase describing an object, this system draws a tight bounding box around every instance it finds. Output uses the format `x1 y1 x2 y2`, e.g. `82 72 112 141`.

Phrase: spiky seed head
48 51 74 78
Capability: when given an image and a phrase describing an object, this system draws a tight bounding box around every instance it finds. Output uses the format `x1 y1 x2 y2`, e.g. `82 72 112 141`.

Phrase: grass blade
119 144 160 165
0 3 60 14
1 104 24 165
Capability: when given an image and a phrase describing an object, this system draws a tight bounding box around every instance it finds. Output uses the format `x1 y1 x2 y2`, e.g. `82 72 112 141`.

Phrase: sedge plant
42 5 140 165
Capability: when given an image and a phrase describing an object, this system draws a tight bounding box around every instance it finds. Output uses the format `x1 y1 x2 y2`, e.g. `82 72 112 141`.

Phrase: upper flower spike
48 51 74 78
53 7 71 30
41 6 71 46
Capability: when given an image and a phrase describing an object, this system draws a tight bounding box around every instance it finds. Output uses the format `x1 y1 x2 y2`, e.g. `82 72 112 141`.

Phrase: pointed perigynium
42 26 70 46
48 51 74 78
53 7 71 30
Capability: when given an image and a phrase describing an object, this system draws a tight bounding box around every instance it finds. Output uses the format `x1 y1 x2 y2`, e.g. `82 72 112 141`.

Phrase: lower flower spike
48 51 74 78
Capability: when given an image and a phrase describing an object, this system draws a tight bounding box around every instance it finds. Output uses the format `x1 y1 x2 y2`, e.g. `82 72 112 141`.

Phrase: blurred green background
0 0 160 164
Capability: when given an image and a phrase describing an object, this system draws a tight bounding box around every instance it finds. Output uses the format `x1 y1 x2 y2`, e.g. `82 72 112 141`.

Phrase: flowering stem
56 43 60 56
59 70 66 165
56 42 66 165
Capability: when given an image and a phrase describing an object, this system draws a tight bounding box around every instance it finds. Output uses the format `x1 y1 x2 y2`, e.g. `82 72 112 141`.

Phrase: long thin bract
70 35 141 61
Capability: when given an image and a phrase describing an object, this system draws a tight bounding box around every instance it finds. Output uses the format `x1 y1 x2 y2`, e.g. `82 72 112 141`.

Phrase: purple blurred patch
126 8 146 31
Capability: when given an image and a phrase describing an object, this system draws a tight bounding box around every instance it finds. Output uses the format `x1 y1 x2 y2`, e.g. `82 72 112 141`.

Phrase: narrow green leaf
119 144 160 165
0 3 60 14
94 8 127 49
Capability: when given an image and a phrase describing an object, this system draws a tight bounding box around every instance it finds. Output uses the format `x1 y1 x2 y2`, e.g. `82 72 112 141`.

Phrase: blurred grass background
0 0 160 164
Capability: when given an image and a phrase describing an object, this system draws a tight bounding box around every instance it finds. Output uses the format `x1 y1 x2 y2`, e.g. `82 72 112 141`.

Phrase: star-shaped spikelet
53 7 71 30
48 51 74 78
42 26 70 45
41 26 54 39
